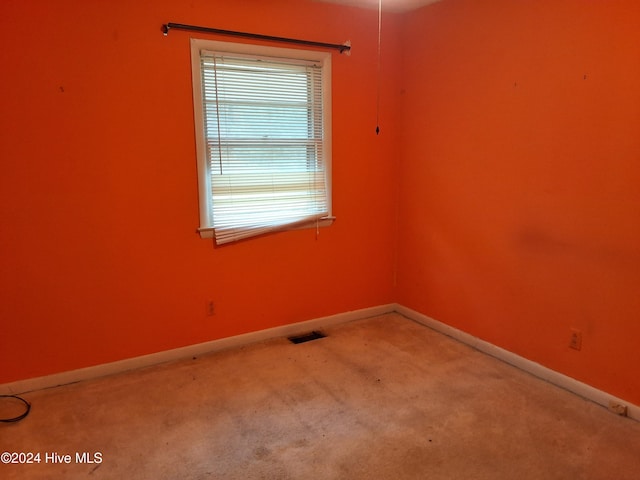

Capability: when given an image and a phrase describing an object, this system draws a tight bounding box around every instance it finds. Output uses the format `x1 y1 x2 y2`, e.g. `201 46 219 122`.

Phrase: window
191 39 333 244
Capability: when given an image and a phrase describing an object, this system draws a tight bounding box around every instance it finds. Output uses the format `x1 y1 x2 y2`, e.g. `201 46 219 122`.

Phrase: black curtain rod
162 23 351 54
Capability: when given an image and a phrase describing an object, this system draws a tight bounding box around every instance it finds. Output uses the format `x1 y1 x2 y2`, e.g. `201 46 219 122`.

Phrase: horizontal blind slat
201 49 327 244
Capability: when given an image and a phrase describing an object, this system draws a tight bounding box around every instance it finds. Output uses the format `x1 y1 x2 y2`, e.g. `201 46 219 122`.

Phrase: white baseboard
394 303 640 422
0 304 396 396
3 302 638 423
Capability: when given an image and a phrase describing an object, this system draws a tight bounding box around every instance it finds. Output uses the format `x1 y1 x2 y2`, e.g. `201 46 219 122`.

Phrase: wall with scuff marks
2 0 639 409
397 0 640 405
0 0 401 384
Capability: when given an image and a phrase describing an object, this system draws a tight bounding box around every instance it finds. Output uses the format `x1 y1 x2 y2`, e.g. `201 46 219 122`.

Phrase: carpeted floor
1 313 639 479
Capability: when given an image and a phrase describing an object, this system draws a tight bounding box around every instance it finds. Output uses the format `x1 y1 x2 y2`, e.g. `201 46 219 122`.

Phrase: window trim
190 38 333 241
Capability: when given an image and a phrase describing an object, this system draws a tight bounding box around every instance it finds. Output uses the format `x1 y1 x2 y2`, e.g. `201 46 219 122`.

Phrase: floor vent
288 331 327 344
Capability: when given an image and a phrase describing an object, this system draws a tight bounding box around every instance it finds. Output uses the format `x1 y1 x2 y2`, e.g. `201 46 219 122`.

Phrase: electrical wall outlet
569 328 582 350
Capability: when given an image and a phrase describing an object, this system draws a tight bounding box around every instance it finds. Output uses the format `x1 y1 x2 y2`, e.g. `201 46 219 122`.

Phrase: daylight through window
191 40 332 244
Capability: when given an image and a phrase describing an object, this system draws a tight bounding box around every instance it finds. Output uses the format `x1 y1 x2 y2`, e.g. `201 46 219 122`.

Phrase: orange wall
397 0 640 405
0 0 401 384
2 0 638 408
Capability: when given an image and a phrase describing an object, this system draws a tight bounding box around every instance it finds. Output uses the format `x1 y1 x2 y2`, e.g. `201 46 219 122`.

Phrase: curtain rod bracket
162 22 351 54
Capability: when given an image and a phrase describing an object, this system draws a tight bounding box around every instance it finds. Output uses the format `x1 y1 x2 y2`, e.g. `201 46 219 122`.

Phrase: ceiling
315 0 441 13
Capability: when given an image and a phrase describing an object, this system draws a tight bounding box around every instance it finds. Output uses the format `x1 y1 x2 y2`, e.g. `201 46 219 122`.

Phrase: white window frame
190 38 334 242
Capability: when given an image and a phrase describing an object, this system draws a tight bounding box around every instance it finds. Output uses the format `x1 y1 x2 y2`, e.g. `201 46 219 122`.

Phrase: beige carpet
1 313 639 479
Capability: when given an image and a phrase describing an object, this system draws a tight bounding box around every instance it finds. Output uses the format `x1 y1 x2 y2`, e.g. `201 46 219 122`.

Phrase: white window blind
196 46 331 245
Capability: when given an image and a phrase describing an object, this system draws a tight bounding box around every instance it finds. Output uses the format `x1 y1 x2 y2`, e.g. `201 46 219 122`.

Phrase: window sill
197 216 336 240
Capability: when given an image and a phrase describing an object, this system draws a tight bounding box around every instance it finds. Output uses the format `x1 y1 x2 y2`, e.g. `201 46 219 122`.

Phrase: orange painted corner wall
0 0 402 384
397 0 640 405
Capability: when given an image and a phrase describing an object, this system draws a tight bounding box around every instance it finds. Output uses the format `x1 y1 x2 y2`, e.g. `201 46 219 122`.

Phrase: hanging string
376 0 382 135
212 55 224 175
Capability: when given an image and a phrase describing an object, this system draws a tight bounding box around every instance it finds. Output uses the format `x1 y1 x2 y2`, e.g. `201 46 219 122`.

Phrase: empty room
1 0 639 478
